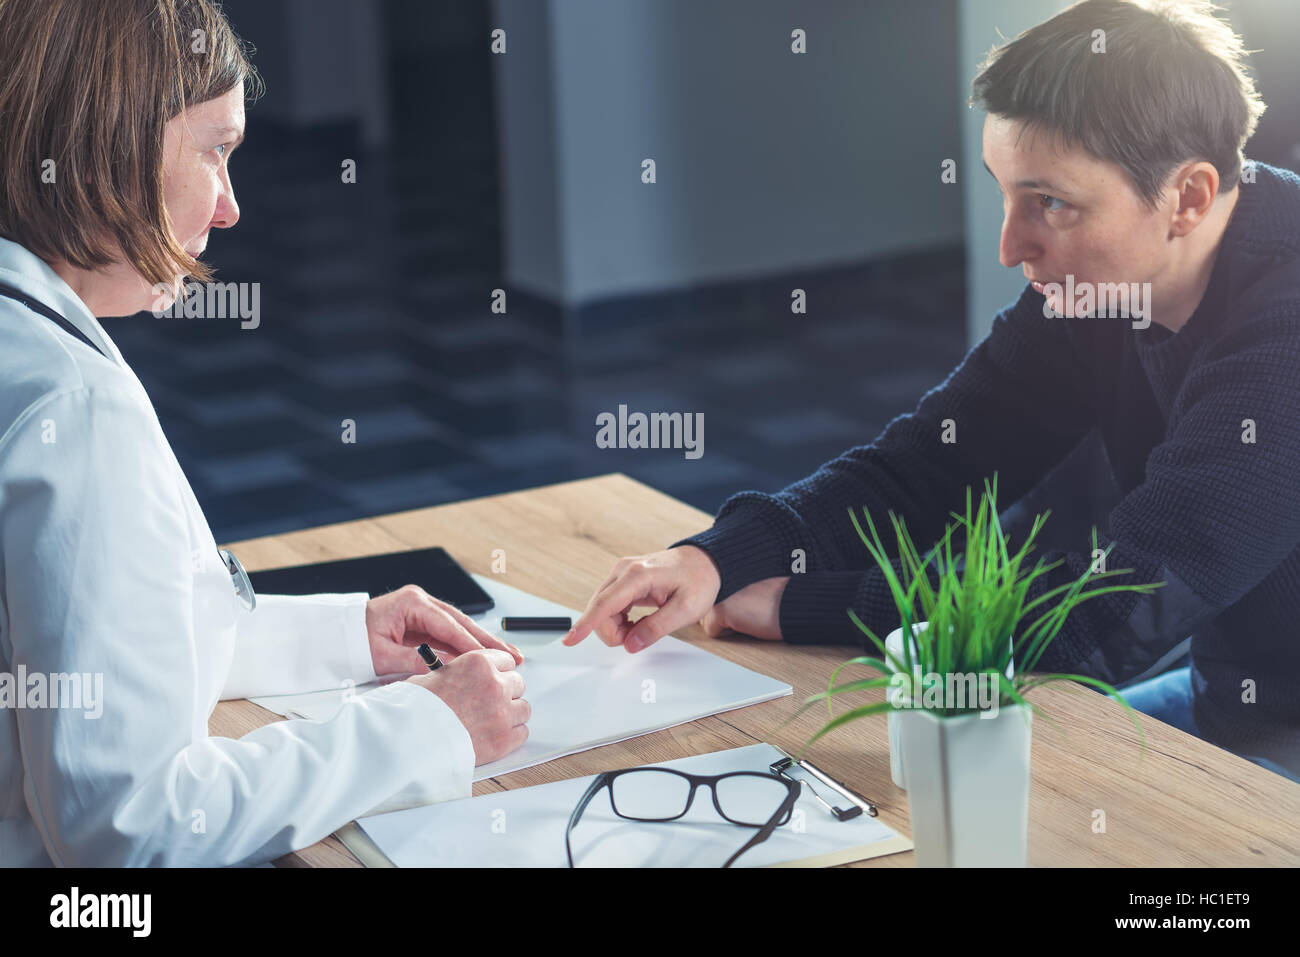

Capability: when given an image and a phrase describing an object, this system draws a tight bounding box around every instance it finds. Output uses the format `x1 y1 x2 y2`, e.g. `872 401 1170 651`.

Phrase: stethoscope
1 281 257 611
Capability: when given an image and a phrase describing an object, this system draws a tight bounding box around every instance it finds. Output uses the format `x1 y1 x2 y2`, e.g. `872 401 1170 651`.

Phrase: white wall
960 0 1072 344
286 0 389 148
493 0 963 307
490 0 564 301
223 0 389 149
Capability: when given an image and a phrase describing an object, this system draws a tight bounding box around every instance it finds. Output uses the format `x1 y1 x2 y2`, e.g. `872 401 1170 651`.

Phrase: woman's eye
1040 193 1067 212
213 144 227 158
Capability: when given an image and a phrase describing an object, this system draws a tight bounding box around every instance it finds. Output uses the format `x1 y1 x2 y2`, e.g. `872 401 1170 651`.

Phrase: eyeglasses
565 767 801 868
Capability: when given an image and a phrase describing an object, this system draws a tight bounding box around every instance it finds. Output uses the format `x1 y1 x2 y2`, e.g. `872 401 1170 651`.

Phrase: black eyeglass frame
565 767 802 868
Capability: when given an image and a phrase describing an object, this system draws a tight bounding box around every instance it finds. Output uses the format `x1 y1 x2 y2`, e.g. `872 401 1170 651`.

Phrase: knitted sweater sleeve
782 293 1300 685
675 285 1097 600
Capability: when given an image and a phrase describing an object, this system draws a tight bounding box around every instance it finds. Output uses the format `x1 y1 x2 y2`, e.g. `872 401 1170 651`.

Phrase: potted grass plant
797 474 1163 867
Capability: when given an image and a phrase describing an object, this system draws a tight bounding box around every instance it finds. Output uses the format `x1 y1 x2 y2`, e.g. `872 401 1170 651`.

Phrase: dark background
98 0 1300 548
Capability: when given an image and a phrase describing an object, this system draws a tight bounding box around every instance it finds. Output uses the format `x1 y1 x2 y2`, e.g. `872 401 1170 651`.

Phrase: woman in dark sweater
564 0 1300 782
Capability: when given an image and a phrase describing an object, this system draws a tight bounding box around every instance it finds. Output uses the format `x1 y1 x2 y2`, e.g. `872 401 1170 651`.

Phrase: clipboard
337 743 912 868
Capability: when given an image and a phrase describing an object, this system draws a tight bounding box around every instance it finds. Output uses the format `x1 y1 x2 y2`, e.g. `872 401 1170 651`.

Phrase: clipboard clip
769 753 878 820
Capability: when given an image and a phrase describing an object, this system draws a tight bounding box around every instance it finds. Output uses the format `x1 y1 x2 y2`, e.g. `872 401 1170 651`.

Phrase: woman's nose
214 171 240 229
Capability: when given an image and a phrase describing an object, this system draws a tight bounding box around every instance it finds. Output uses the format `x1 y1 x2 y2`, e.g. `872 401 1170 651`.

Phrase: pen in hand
416 643 443 671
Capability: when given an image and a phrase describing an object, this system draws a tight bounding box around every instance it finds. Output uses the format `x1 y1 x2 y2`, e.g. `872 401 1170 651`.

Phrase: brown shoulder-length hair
0 0 263 286
970 0 1266 209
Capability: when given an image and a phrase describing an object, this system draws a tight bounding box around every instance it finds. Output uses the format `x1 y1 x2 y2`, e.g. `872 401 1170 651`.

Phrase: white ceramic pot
881 621 1030 867
885 622 1016 790
885 622 927 789
896 703 1033 867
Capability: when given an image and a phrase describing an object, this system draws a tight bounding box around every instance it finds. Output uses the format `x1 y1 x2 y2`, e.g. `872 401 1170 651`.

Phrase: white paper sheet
354 743 911 867
249 575 792 781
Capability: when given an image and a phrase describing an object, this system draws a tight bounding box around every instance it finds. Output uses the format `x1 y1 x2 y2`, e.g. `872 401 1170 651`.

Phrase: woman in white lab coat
0 0 528 866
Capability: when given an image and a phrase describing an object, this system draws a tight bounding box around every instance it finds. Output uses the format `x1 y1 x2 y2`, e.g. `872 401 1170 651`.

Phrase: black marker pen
501 616 572 631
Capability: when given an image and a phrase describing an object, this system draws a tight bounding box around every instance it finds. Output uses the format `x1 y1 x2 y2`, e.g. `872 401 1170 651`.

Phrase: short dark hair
969 0 1266 208
0 0 264 286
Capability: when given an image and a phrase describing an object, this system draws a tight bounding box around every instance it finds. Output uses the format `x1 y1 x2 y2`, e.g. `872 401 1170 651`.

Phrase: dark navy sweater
679 161 1300 774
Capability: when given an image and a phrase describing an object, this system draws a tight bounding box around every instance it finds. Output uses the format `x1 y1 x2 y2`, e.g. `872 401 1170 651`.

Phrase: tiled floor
99 123 979 546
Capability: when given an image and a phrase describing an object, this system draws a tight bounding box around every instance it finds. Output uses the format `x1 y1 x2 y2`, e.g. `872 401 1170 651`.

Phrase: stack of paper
250 575 792 781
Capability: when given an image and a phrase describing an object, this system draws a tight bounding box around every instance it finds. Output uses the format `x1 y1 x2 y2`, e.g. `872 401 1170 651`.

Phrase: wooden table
211 473 1300 867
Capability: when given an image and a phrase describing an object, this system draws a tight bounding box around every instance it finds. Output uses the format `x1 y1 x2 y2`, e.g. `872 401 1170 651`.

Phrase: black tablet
246 546 495 614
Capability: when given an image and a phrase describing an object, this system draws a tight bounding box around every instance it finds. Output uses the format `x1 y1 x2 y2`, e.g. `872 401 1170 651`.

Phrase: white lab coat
0 238 473 866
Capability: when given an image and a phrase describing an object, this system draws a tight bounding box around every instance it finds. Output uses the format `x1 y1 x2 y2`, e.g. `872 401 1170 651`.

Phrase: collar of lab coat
0 236 126 368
